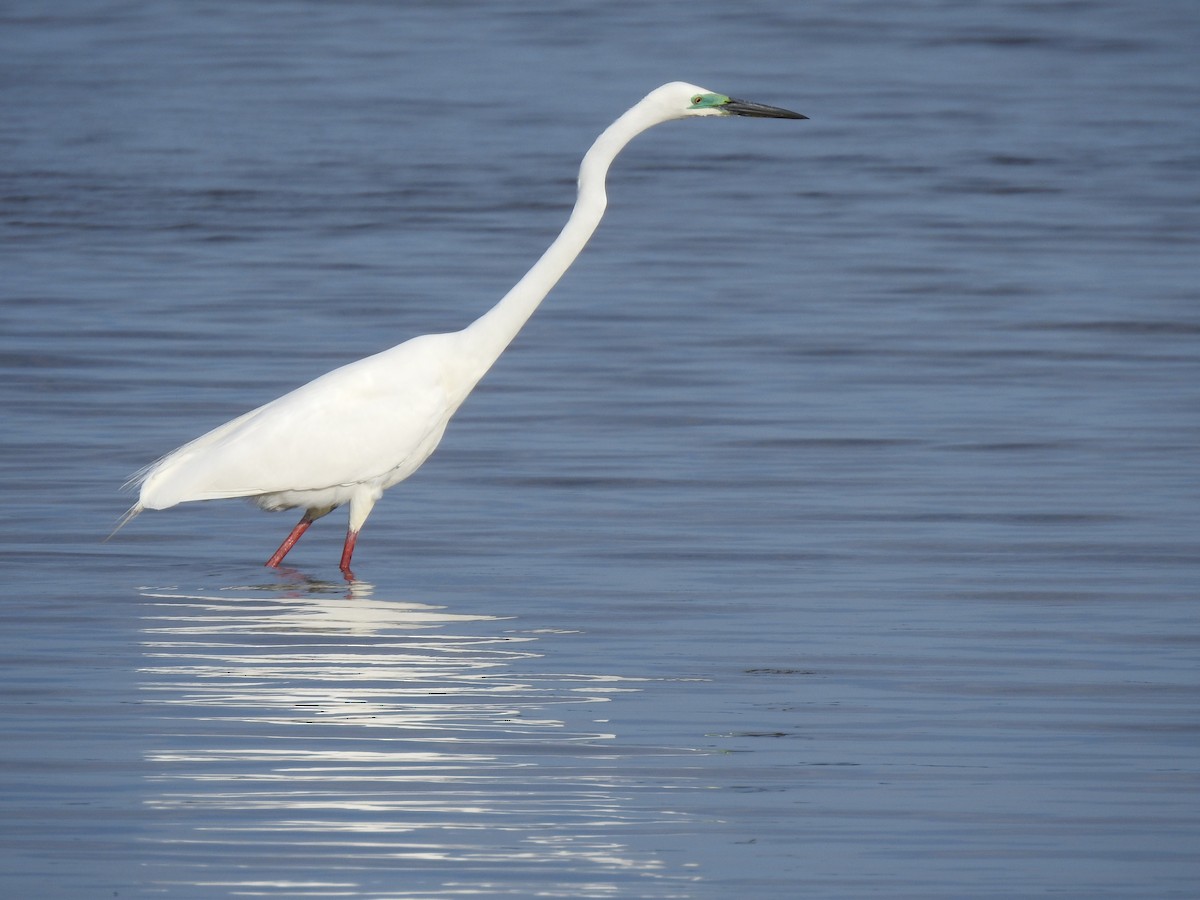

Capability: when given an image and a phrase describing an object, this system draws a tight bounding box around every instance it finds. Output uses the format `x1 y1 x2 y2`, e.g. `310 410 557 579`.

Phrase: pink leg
339 529 359 576
265 513 315 568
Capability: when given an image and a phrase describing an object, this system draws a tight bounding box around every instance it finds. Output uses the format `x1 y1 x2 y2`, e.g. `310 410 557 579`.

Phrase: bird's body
140 332 471 513
129 82 804 575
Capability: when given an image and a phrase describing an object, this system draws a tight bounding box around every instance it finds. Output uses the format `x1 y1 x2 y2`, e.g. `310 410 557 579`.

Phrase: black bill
724 98 807 120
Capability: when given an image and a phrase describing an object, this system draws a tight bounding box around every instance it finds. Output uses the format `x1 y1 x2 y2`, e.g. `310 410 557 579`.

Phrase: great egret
127 82 805 574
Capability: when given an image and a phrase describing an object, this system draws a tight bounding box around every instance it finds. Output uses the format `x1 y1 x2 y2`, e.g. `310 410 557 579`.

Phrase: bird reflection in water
136 582 700 897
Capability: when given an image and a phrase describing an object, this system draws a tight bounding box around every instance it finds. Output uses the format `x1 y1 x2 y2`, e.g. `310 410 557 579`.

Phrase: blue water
2 1 1198 897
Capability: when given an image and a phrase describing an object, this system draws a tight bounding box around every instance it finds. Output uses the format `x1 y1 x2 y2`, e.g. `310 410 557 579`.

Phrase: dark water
2 1 1198 897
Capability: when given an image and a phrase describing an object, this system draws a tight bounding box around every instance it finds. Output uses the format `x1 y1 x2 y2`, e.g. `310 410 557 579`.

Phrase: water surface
2 1 1198 897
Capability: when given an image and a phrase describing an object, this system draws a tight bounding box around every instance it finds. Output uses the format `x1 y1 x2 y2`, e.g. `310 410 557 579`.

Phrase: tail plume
105 503 144 542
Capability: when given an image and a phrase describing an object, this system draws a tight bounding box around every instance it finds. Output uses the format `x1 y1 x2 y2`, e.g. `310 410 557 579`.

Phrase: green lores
688 92 731 111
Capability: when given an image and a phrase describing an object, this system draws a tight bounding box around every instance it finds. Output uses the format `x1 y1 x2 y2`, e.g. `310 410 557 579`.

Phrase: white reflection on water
136 580 699 898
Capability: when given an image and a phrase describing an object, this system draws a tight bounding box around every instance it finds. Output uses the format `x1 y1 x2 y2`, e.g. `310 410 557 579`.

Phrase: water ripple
135 585 700 898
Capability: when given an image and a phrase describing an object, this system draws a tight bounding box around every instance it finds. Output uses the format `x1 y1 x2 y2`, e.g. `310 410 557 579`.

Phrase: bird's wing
139 334 465 508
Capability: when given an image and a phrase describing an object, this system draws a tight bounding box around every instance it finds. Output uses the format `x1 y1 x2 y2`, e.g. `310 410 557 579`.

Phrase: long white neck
460 97 671 374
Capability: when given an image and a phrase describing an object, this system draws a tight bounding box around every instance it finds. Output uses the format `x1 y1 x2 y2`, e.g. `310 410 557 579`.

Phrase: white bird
127 82 805 575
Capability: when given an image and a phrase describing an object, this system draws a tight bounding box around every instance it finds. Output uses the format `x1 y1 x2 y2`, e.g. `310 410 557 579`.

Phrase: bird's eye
691 95 703 105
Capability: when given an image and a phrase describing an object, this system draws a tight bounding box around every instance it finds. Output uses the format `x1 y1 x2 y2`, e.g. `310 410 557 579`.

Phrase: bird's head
653 81 807 121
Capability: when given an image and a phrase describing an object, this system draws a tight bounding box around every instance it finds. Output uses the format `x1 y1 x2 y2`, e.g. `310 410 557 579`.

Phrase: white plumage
126 82 805 574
